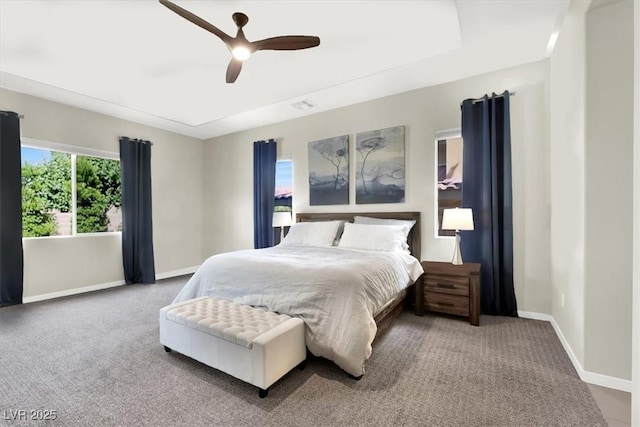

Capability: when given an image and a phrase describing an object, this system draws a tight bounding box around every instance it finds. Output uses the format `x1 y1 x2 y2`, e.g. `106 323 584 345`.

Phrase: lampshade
442 208 474 231
272 211 292 228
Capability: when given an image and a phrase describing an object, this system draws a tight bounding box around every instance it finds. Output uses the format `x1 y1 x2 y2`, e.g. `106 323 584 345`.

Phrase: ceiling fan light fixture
231 46 251 61
159 0 320 82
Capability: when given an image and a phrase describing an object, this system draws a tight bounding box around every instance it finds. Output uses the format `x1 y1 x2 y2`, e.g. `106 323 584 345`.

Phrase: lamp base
451 232 463 265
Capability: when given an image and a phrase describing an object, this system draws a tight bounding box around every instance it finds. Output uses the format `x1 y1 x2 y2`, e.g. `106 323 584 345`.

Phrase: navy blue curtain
119 137 155 284
253 139 277 249
460 92 517 317
0 111 23 307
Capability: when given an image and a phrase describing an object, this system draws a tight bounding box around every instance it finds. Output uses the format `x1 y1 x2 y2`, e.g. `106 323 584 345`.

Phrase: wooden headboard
296 212 421 260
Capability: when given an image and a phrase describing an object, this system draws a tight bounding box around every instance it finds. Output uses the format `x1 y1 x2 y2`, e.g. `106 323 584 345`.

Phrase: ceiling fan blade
159 0 232 45
252 36 320 51
226 59 243 83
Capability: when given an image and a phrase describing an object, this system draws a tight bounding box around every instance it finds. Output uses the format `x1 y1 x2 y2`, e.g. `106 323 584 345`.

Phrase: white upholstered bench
159 296 306 398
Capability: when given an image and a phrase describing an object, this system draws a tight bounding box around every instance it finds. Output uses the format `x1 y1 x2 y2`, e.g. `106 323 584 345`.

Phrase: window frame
274 158 293 211
21 137 121 239
434 129 463 239
274 159 293 245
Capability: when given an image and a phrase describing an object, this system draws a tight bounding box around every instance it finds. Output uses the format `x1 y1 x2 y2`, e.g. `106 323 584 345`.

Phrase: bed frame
296 212 421 343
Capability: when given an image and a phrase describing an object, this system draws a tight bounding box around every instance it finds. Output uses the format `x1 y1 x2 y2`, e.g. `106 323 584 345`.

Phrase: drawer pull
436 302 454 307
437 283 455 289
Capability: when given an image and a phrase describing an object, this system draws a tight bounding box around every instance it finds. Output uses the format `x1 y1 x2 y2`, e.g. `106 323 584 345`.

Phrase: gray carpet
0 276 606 426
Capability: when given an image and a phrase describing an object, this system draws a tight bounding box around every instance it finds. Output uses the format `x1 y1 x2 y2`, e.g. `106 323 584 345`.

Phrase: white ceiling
0 0 570 140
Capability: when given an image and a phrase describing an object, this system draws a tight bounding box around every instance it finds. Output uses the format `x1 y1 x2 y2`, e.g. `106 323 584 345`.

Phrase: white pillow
280 221 344 247
353 215 416 229
337 223 410 252
352 216 415 250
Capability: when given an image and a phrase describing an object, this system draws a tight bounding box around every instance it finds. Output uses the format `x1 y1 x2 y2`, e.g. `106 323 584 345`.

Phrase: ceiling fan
159 0 321 83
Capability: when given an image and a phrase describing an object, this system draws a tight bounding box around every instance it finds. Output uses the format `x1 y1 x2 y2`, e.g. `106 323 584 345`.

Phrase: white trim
156 265 199 280
21 137 118 160
434 129 463 238
23 280 125 303
21 137 121 238
22 266 199 304
71 153 77 235
435 128 462 140
22 232 121 241
434 136 441 238
580 368 632 393
632 3 640 425
519 310 632 393
517 310 553 322
543 2 569 58
544 31 560 58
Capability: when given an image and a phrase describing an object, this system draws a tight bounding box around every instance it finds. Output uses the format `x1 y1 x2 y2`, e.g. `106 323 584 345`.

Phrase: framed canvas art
355 125 405 204
308 135 349 205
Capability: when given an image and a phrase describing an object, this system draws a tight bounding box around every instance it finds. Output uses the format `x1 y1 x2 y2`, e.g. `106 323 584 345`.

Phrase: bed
173 212 423 377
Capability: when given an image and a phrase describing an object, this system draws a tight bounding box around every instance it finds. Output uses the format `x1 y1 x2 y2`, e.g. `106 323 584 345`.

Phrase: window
275 160 292 212
21 145 121 237
274 160 292 244
436 131 463 237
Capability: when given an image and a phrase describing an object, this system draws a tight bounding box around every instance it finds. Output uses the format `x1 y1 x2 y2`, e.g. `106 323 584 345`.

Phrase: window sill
22 232 121 240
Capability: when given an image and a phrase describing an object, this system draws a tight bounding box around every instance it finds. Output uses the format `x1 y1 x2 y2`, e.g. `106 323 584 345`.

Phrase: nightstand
415 261 481 326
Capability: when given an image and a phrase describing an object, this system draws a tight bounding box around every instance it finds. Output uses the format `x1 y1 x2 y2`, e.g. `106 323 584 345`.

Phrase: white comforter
173 245 423 376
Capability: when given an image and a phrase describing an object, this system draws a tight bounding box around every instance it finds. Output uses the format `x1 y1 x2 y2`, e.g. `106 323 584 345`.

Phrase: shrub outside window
21 146 121 237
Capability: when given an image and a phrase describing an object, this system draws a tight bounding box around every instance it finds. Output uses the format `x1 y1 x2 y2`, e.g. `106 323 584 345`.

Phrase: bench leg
348 373 363 381
164 346 172 353
258 388 269 398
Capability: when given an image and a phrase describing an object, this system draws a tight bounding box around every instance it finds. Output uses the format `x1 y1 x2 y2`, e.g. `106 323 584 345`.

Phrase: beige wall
0 88 206 298
549 0 588 374
548 0 635 385
584 0 634 380
204 60 552 315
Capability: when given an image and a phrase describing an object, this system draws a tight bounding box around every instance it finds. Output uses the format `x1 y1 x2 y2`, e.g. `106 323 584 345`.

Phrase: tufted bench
159 296 306 397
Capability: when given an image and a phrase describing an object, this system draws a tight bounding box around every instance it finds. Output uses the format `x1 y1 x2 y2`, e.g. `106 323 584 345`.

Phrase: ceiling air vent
291 100 316 110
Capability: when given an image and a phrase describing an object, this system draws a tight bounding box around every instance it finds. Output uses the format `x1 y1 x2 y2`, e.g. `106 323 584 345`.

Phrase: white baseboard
23 266 199 304
156 265 199 280
517 311 553 322
518 310 632 393
24 280 125 303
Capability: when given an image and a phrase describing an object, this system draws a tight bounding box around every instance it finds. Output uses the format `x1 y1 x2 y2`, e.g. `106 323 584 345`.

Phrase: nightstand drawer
415 261 481 325
424 275 469 296
424 291 469 317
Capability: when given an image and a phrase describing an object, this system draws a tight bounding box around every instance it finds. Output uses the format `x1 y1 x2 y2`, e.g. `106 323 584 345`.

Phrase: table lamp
441 207 474 265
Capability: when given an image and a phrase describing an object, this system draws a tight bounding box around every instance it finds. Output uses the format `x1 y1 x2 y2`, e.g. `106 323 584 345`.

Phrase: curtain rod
0 112 24 118
462 91 515 106
120 136 153 146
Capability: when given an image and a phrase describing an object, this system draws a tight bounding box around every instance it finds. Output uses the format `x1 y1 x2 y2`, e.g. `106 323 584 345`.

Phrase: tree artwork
356 136 387 195
355 126 405 204
313 140 347 190
308 135 349 205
